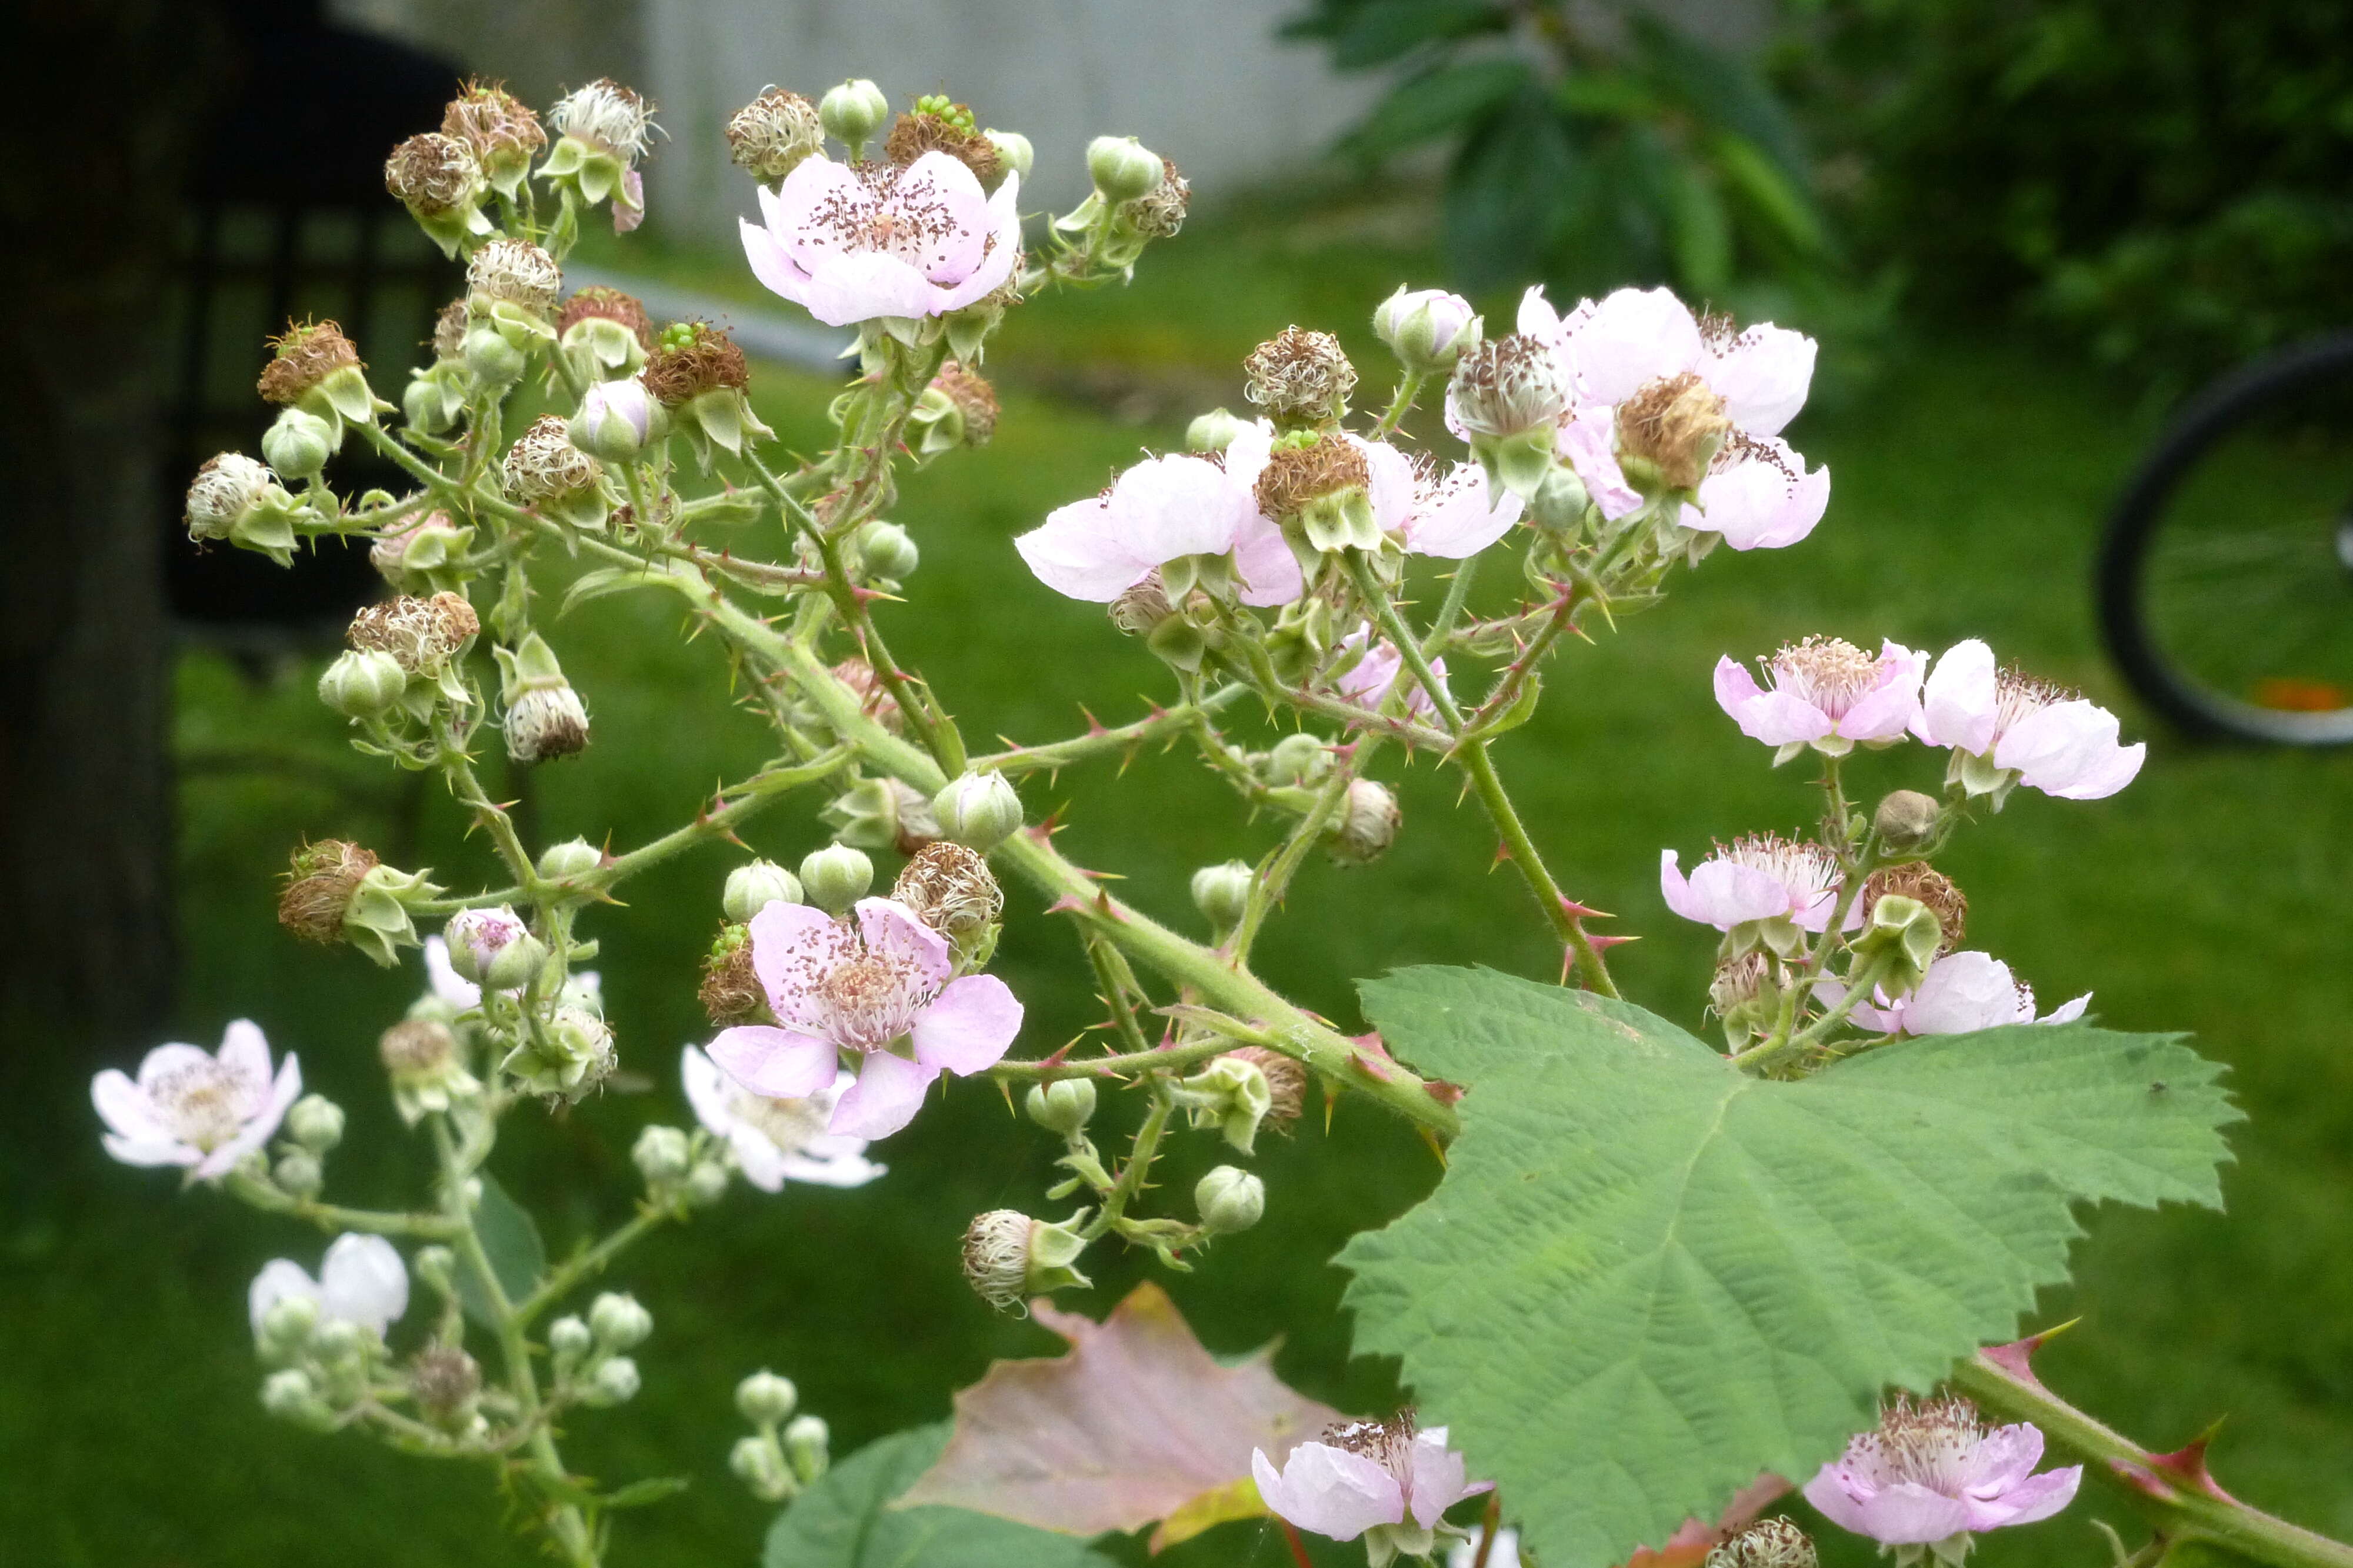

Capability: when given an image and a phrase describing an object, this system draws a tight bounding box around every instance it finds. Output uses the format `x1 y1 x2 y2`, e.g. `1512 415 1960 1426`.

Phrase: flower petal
828 1050 939 1140
1968 1464 2081 1529
1405 1432 1489 1526
854 898 953 992
708 1025 837 1100
1232 515 1307 606
1918 640 1998 753
1254 1442 1406 1540
748 901 857 1030
740 216 813 306
319 1233 409 1333
248 1259 322 1338
91 1068 170 1146
1849 1481 1976 1544
1015 497 1150 602
912 975 1023 1075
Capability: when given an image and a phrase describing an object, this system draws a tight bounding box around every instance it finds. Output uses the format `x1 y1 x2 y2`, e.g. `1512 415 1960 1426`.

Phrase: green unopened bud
586 1355 641 1405
312 1319 366 1366
1874 790 1942 853
589 1292 652 1350
735 1369 798 1426
855 520 919 582
724 859 803 923
549 1315 594 1364
1086 136 1163 203
732 1433 794 1500
1853 893 1943 996
1186 407 1246 453
318 649 408 720
1264 732 1331 788
261 1367 338 1430
1372 286 1481 375
1024 1077 1098 1136
462 321 527 387
538 837 604 882
262 407 339 481
1527 465 1593 534
1325 779 1402 865
819 78 889 151
286 1094 345 1153
784 1413 831 1483
632 1125 691 1188
932 770 1022 851
798 843 874 915
259 1293 320 1353
1190 860 1253 930
822 776 938 854
413 1246 457 1297
1179 1055 1275 1155
1195 1165 1266 1235
685 1160 731 1206
983 128 1032 183
272 1148 323 1199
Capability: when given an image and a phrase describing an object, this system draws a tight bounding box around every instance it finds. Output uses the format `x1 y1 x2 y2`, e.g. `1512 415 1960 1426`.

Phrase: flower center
1325 1412 1419 1483
1767 636 1881 718
151 1060 254 1150
1992 666 2078 739
1864 1395 1985 1496
728 1087 829 1152
812 168 968 267
1721 833 1841 903
818 953 925 1050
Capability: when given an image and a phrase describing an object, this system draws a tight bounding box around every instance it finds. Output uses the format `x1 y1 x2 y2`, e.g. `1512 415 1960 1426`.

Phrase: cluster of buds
252 1233 409 1430
728 1369 831 1502
640 322 771 465
494 631 591 764
276 840 439 967
549 1292 650 1408
269 1093 346 1201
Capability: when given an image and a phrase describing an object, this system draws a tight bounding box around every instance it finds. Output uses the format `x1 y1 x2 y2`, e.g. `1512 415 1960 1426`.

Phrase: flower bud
799 844 874 915
538 838 605 882
1874 789 1943 853
262 407 338 481
259 1293 321 1352
1373 286 1481 374
286 1094 345 1153
1186 407 1246 454
1190 861 1254 929
549 1315 594 1362
686 1160 731 1206
984 128 1033 183
1024 1078 1098 1137
501 1005 616 1102
1264 732 1332 788
369 511 472 592
728 87 824 181
724 859 804 923
736 1369 799 1426
1244 327 1357 429
1194 1165 1265 1235
1179 1054 1275 1155
855 520 920 582
313 1318 367 1366
1086 135 1164 203
1325 779 1402 865
960 1209 1091 1312
819 78 890 150
1615 372 1729 493
410 1344 484 1430
1527 464 1593 535
823 776 939 855
587 1355 642 1405
273 1148 324 1199
464 321 528 386
1708 1517 1817 1568
571 378 665 463
261 1367 337 1430
632 1124 692 1189
892 841 1004 936
784 1413 831 1483
589 1291 652 1350
732 1433 794 1500
413 1246 456 1297
931 771 1022 851
496 632 592 765
318 649 408 720
445 905 539 987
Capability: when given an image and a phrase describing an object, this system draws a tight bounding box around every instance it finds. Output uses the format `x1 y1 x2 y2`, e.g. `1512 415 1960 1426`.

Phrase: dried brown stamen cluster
1122 158 1190 238
278 839 378 943
430 299 468 360
641 323 749 406
256 320 362 405
468 238 563 317
384 132 481 214
1705 1517 1817 1568
929 361 999 445
1446 333 1568 436
1253 433 1368 521
884 106 999 184
1862 864 1967 952
893 842 1004 936
557 286 656 352
1220 1046 1306 1129
1244 326 1357 424
831 658 904 733
441 79 545 166
1618 371 1729 491
699 926 769 1026
502 415 597 503
348 592 478 672
379 1017 456 1075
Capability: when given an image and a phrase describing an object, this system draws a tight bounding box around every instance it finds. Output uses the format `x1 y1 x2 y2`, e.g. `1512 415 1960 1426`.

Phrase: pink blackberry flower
1714 636 1925 757
739 152 1021 326
92 1020 303 1179
1252 1413 1491 1568
1828 951 2091 1037
1914 640 2145 802
1804 1394 2081 1566
680 1045 885 1190
1661 835 1851 938
1015 451 1300 608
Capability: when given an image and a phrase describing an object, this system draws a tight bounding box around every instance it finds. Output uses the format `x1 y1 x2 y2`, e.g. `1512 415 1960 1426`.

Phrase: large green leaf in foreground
1339 968 2238 1568
764 1423 1118 1568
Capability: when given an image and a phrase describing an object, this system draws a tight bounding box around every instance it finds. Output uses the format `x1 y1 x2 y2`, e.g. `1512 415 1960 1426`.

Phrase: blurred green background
8 193 2352 1566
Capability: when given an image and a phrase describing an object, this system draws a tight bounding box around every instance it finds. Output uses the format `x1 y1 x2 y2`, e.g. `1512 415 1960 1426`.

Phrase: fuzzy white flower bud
632 1125 692 1188
1195 1165 1265 1234
736 1369 799 1426
798 844 874 915
1875 789 1943 853
261 1367 337 1429
587 1355 642 1405
819 78 890 150
686 1160 731 1206
1024 1078 1098 1137
571 378 664 463
855 520 920 582
931 771 1022 851
1086 136 1164 203
549 1315 594 1362
724 859 804 922
318 649 408 720
984 128 1033 182
538 838 604 881
286 1094 345 1153
1190 861 1254 930
784 1413 831 1483
732 1433 794 1499
589 1291 652 1350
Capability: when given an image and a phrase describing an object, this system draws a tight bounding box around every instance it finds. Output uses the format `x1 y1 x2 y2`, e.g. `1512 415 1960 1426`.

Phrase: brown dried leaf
897 1282 1345 1539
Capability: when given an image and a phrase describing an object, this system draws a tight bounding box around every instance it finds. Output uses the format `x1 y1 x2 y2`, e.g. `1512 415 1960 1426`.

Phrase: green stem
1729 947 1895 1074
1952 1353 2353 1568
1424 553 1482 657
1347 549 1465 730
1227 752 1363 964
1082 1080 1175 1240
1460 742 1621 997
989 1034 1238 1084
511 1206 670 1328
1374 370 1427 437
225 1172 462 1239
970 686 1248 777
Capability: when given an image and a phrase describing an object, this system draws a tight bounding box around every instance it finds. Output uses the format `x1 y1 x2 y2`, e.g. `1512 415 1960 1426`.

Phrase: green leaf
455 1173 546 1328
1341 58 1533 162
1325 0 1509 69
1444 90 1577 291
1339 966 2238 1568
1712 134 1829 257
765 1424 1123 1568
599 1475 689 1511
560 563 665 618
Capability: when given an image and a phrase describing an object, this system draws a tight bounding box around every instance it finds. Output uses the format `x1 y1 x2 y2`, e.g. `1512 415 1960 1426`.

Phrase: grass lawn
6 195 2351 1568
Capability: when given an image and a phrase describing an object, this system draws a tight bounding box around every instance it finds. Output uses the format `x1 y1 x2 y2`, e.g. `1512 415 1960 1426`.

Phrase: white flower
249 1233 410 1338
92 1020 302 1179
680 1045 885 1190
1829 951 2091 1036
1252 1416 1491 1568
1914 640 2146 802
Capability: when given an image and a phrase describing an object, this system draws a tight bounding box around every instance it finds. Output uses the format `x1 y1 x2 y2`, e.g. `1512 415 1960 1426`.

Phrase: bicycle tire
2098 333 2353 745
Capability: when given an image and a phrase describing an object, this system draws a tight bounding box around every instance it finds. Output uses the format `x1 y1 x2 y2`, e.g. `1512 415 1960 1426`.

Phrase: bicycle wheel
2099 334 2353 745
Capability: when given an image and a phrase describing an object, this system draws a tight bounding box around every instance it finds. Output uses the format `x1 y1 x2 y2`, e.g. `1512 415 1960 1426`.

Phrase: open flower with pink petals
1252 1414 1492 1568
1913 640 2145 803
1015 451 1300 608
1823 951 2090 1037
249 1233 410 1339
92 1020 302 1179
681 1045 885 1190
739 152 1020 327
1804 1394 2081 1567
1681 433 1829 551
705 897 1021 1141
1662 835 1854 954
1715 636 1925 759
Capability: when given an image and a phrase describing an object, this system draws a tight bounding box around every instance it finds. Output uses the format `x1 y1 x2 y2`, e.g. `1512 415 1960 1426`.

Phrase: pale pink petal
936 172 1024 311
1349 436 1417 536
1115 455 1251 563
612 168 645 233
708 1025 837 1100
217 1019 272 1094
1902 953 2029 1035
1015 499 1151 602
911 975 1022 1075
748 902 855 1027
1222 421 1275 489
319 1234 409 1333
828 1050 939 1140
1253 1443 1406 1540
1662 849 1794 929
740 218 814 308
1558 406 1644 521
1405 1432 1490 1526
1705 323 1816 436
680 1045 734 1139
424 936 480 1008
1968 1465 2081 1529
1918 640 1998 753
1232 515 1307 606
91 1069 171 1146
894 154 994 279
1850 1481 1976 1543
2044 740 2144 801
1715 655 1837 745
1964 1424 2045 1493
1515 283 1565 343
248 1259 322 1337
854 898 952 992
801 252 939 326
1568 286 1702 404
2041 993 2092 1025
1998 700 2142 800
1833 643 1926 740
1405 462 1522 558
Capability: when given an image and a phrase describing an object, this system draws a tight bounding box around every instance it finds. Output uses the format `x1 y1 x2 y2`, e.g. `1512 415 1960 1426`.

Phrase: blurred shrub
1788 0 2353 385
1283 0 1831 298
